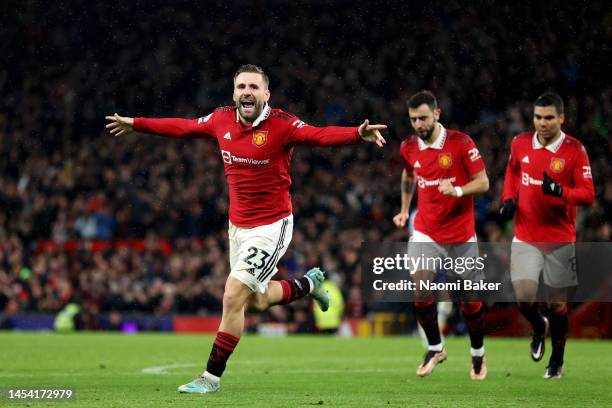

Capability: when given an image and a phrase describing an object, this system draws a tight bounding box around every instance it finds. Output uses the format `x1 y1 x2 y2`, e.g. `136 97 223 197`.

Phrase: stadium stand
0 0 610 332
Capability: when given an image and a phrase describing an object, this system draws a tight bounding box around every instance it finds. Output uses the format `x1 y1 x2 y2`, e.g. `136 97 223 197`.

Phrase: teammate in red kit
393 91 490 380
500 92 594 379
105 64 386 394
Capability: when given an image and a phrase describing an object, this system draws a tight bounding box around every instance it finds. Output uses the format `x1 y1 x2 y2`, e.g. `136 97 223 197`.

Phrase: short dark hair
534 91 564 114
233 64 270 87
408 90 438 111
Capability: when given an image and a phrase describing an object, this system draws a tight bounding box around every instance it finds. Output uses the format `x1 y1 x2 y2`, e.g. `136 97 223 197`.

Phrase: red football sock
278 277 312 304
205 331 240 377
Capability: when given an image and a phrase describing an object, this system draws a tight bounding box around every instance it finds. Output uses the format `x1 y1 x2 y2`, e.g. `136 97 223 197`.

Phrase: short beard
236 100 264 123
417 125 435 142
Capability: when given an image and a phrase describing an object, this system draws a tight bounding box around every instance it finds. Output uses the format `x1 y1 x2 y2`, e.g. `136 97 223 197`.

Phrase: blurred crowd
1 1 610 328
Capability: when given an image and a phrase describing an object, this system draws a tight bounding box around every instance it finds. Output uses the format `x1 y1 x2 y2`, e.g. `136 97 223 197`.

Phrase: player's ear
434 108 441 121
264 89 271 103
559 112 565 125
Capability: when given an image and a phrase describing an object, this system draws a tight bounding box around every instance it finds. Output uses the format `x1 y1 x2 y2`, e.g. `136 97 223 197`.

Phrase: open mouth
241 100 256 111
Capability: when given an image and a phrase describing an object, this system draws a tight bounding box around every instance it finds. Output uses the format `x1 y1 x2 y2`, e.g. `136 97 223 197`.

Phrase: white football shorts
228 214 293 293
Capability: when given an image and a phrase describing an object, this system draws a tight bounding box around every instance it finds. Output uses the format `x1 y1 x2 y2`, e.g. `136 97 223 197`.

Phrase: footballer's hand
542 172 563 197
499 199 516 220
105 113 134 137
438 179 456 196
393 211 409 228
358 119 387 147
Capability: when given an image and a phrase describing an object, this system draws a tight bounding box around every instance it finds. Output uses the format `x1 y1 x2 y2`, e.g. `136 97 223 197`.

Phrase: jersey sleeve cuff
355 127 363 143
133 117 143 131
560 186 569 201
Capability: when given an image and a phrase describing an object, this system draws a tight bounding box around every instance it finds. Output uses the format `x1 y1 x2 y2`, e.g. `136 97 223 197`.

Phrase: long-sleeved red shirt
133 105 361 227
502 131 594 242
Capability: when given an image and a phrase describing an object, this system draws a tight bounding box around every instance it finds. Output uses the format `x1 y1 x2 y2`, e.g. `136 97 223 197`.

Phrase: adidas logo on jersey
224 132 232 140
521 156 530 163
414 160 421 168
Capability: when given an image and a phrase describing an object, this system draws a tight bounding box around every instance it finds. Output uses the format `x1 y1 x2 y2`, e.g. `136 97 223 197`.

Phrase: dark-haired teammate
394 91 490 380
500 92 594 378
106 64 386 394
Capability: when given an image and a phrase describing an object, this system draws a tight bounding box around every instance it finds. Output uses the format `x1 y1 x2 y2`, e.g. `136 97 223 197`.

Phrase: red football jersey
134 105 361 227
502 131 594 242
400 124 485 242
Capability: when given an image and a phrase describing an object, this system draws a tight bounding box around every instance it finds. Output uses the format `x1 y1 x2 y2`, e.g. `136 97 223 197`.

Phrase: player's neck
537 130 562 147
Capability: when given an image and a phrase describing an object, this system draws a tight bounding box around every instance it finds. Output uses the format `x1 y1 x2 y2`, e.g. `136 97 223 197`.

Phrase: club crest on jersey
438 153 453 169
550 158 565 173
252 131 268 147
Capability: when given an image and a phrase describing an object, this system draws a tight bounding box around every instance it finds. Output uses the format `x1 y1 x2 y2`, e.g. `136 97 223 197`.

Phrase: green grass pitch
0 333 610 407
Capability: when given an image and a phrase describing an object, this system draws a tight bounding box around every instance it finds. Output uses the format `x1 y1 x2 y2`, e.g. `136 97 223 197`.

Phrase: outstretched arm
105 113 215 139
288 118 386 147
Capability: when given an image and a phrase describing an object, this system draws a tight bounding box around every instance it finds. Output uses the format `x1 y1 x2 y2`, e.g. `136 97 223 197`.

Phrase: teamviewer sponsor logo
220 150 270 166
521 172 543 186
417 176 456 189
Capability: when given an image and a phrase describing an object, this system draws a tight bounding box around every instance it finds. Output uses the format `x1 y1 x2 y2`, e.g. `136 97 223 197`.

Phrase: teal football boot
177 376 220 394
306 267 330 312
